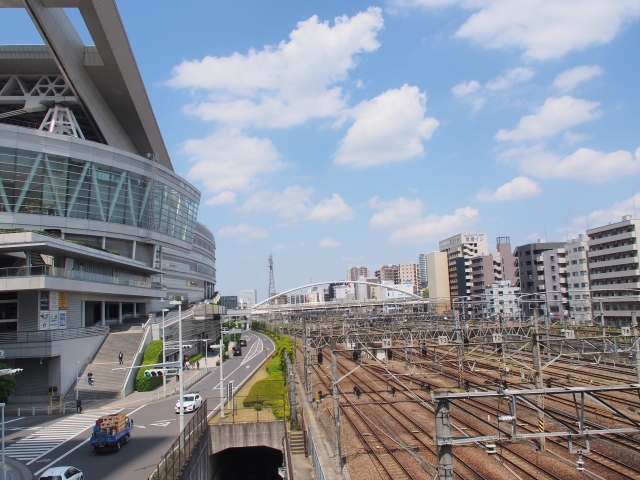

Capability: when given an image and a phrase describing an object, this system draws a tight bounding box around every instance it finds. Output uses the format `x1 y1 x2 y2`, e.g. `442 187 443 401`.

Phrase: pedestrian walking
118 351 123 364
204 357 207 368
196 360 200 370
76 398 82 414
390 386 396 397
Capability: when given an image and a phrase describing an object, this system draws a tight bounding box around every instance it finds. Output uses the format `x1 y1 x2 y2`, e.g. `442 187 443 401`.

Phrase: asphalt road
3 330 276 480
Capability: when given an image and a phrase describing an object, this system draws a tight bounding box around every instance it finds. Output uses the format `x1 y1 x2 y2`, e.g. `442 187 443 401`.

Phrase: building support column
81 300 85 327
102 237 106 250
131 240 137 260
101 301 106 326
118 302 123 324
133 303 138 319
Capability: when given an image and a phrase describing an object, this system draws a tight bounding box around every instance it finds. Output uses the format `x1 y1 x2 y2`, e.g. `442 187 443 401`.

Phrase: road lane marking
33 438 91 477
3 417 25 424
6 409 121 464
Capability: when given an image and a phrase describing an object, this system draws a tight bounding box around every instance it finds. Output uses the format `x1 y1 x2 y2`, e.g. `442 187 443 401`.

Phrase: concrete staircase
69 324 143 401
290 431 305 455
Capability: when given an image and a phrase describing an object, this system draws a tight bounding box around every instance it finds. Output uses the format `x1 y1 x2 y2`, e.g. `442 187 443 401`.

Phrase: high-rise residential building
587 216 639 326
514 240 565 315
375 264 400 284
426 252 451 313
542 246 569 315
565 235 591 323
289 294 306 304
347 266 370 281
439 233 488 298
240 290 257 308
418 253 429 288
469 252 503 296
399 262 421 293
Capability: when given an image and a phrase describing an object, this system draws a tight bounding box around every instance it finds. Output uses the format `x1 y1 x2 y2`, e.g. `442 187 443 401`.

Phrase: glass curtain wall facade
0 147 198 243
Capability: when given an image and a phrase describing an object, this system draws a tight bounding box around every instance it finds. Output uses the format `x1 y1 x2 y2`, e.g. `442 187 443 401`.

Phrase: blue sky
3 1 640 300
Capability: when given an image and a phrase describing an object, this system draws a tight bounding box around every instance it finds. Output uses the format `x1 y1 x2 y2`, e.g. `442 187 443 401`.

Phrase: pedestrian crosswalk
5 410 120 464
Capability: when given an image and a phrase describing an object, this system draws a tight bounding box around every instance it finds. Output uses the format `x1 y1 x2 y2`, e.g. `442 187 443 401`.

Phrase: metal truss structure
433 385 640 480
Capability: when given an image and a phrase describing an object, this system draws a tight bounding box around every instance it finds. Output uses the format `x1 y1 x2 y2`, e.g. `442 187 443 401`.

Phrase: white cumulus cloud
319 237 341 247
552 65 605 93
389 207 479 243
205 191 236 205
496 96 600 141
335 85 439 167
565 193 640 237
501 144 640 183
167 8 384 128
240 186 314 219
476 176 541 202
218 224 269 243
368 197 423 228
307 194 355 222
451 80 481 97
389 0 640 60
368 196 478 243
183 129 285 193
241 188 354 222
485 67 536 90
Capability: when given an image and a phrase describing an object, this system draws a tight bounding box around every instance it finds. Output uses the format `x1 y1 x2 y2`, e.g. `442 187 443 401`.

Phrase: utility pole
631 311 640 386
330 337 342 472
532 319 545 452
286 351 298 426
454 311 464 389
600 301 607 353
435 392 453 480
220 335 225 418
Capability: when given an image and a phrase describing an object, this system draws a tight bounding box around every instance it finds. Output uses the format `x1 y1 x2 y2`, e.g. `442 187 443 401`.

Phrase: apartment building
439 232 488 298
496 237 518 285
566 235 591 323
399 262 421 293
375 264 400 284
485 280 520 318
347 266 370 281
587 216 640 326
542 247 568 315
514 240 565 315
470 252 503 296
418 253 429 289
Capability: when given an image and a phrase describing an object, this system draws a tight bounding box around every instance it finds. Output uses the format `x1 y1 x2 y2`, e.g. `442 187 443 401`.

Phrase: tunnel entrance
211 446 283 480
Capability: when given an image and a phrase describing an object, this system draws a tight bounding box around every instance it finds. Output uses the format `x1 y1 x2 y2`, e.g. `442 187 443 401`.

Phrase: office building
240 290 257 308
0 1 215 401
439 232 488 298
418 253 429 289
426 252 451 313
587 216 639 326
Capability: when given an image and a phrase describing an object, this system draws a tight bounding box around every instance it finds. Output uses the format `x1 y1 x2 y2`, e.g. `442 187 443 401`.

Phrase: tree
422 288 429 298
0 362 18 402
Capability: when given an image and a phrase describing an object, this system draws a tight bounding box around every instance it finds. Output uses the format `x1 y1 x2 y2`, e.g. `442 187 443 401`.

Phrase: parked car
232 346 242 356
175 393 203 413
39 466 83 480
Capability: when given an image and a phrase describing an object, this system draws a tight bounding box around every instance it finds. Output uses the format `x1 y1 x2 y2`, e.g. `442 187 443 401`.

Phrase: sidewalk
0 457 33 480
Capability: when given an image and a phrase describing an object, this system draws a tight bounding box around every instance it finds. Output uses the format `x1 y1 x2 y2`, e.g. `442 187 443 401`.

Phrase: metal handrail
0 325 109 344
0 266 164 290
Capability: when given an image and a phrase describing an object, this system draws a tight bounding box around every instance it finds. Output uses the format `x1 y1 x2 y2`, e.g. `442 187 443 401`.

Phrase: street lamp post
76 361 79 402
1 401 5 480
220 334 225 418
170 301 185 436
161 308 169 398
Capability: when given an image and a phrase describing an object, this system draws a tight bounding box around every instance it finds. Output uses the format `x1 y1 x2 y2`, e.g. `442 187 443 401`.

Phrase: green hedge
136 340 164 392
188 353 203 364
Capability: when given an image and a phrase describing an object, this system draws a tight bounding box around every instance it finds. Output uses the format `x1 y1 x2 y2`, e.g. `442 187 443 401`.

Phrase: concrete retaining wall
210 420 286 454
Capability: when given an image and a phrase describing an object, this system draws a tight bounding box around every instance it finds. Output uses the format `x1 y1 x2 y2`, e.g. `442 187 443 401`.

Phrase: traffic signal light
144 369 165 377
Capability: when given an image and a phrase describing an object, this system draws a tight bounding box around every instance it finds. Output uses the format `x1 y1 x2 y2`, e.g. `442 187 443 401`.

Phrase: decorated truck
90 413 131 453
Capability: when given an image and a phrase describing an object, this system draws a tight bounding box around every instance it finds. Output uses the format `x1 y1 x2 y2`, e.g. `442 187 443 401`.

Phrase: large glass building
0 1 215 401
